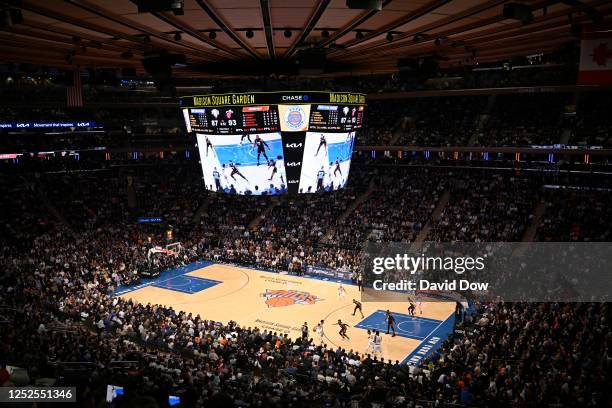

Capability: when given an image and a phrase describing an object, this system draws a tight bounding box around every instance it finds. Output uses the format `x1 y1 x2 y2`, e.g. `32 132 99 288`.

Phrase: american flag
66 69 83 107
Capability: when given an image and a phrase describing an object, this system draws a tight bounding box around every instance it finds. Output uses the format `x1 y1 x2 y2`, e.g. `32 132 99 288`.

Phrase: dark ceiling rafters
61 0 227 61
317 0 393 48
338 0 611 63
334 0 509 58
283 0 331 59
259 0 275 59
332 0 452 52
0 0 610 76
16 1 218 63
152 11 244 59
193 0 261 60
5 26 133 55
17 21 149 54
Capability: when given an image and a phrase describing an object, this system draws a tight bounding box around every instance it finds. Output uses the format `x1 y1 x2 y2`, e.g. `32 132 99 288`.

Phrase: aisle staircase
319 180 377 244
248 197 281 230
468 94 497 146
413 189 450 248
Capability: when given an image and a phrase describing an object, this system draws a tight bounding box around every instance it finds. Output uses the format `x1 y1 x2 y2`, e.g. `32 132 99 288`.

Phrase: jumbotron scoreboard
180 91 366 195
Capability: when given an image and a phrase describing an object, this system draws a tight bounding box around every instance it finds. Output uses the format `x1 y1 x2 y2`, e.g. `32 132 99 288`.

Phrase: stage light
174 32 182 41
386 32 393 42
322 29 330 38
284 29 292 38
355 31 364 39
246 29 254 39
209 30 217 40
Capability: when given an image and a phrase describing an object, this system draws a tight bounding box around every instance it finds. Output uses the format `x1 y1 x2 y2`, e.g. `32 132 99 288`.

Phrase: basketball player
212 167 222 191
316 166 326 192
301 322 309 341
315 134 327 156
365 330 374 354
334 319 350 340
268 159 279 181
253 135 270 165
315 320 324 345
352 299 364 318
408 301 416 316
385 309 396 337
240 133 252 145
338 284 346 301
205 136 213 156
333 158 342 177
373 330 383 357
228 161 248 182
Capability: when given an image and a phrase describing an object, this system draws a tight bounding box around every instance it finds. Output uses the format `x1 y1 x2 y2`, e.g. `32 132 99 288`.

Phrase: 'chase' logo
282 95 309 101
261 289 321 307
284 106 306 130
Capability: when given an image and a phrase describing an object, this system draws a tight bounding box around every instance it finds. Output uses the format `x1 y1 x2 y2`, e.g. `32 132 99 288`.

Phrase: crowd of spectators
396 96 487 146
2 157 611 408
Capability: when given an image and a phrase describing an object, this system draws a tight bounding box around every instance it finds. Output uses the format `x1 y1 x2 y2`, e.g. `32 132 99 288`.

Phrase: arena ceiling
0 0 611 77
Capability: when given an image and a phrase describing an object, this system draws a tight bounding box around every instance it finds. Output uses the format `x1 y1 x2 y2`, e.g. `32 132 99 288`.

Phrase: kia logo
285 143 303 148
286 162 301 167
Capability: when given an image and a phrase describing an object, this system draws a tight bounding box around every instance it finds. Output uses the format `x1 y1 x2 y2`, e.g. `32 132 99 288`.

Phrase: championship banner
578 31 612 85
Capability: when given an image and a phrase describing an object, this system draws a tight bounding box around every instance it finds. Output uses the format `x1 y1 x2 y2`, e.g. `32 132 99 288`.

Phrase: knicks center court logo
261 289 321 307
284 106 306 130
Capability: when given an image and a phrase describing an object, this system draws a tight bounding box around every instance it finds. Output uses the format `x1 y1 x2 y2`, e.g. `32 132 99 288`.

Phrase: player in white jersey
373 330 383 357
315 320 325 345
365 330 375 354
338 284 346 301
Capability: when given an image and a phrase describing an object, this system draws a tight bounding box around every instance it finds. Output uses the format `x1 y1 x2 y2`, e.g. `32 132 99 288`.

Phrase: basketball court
118 262 455 363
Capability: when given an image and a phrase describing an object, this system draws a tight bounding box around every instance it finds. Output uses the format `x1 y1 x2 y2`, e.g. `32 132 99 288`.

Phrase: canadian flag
578 32 612 85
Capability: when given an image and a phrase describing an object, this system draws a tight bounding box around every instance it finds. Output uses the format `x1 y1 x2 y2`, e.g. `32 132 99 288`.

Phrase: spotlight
322 29 330 38
246 29 254 39
284 29 292 38
386 32 393 42
355 31 364 39
174 32 182 41
209 30 217 40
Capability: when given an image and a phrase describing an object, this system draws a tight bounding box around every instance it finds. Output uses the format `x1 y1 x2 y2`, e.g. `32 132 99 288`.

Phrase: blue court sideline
355 310 443 341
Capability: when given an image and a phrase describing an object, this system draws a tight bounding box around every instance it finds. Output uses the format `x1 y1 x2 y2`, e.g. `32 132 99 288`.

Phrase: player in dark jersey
268 159 278 181
352 299 364 318
315 134 327 156
385 309 396 337
228 161 248 182
333 158 342 177
205 136 213 156
212 167 222 191
334 319 350 340
240 134 252 145
316 166 325 192
253 135 270 165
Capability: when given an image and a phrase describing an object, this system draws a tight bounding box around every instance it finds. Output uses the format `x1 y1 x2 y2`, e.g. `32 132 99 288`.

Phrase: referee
385 310 396 337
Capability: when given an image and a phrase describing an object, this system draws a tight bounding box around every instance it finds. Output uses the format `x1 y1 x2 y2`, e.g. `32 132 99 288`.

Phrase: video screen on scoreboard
298 132 355 193
197 132 287 195
184 92 366 195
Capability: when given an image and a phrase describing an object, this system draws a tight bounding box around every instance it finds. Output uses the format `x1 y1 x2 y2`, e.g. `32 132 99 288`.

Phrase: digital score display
180 92 366 195
187 106 279 134
308 105 364 131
